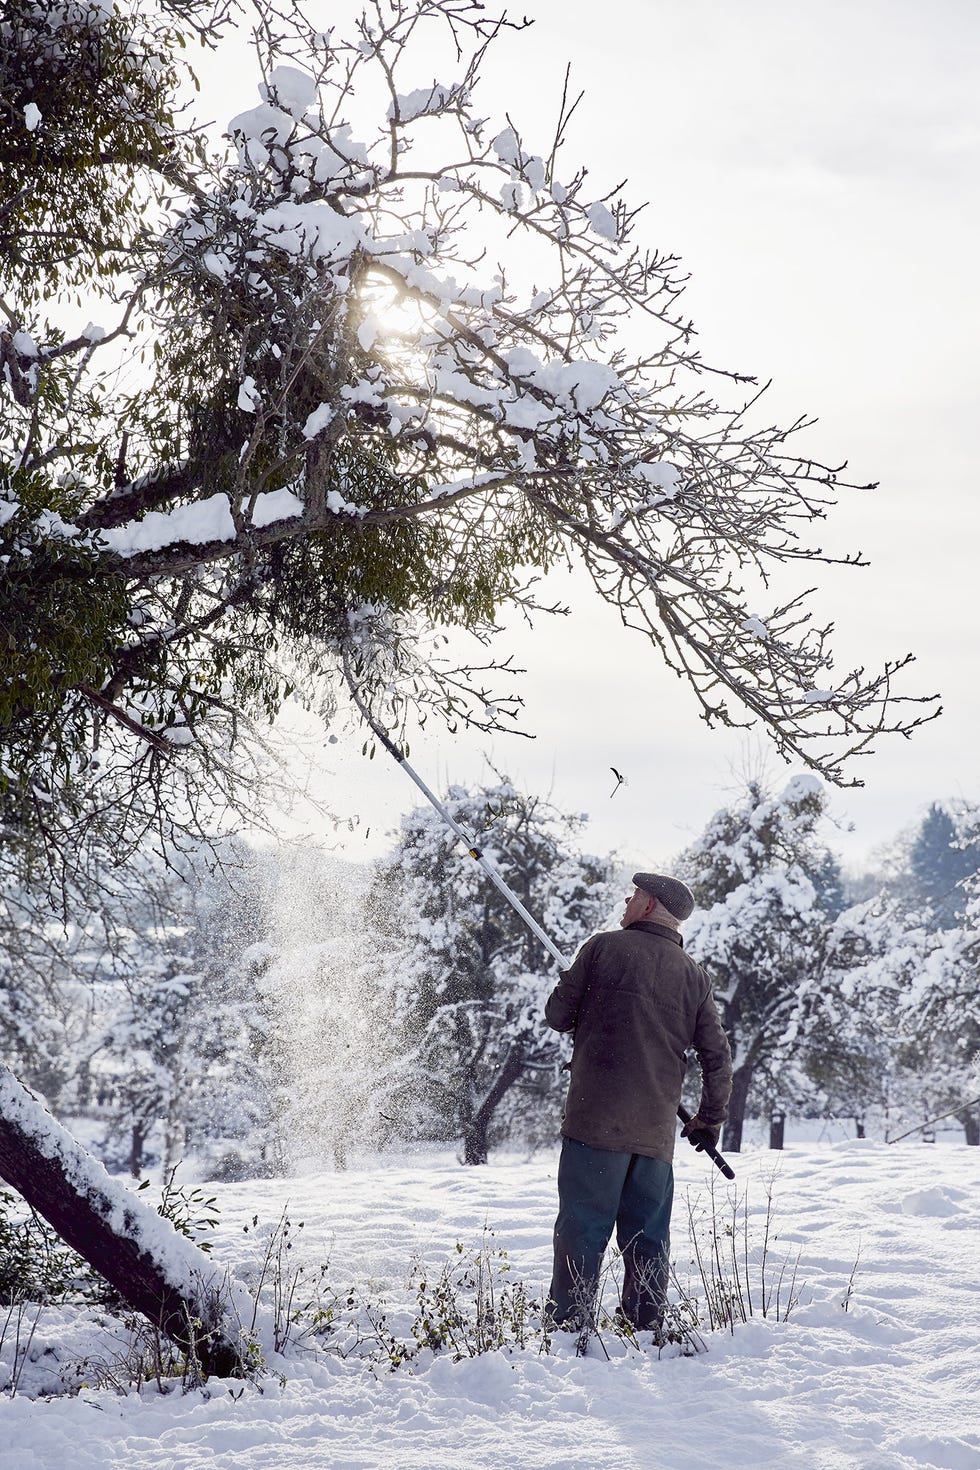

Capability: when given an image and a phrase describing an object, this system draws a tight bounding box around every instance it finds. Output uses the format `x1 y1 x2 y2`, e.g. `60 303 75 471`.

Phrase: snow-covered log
0 1065 244 1377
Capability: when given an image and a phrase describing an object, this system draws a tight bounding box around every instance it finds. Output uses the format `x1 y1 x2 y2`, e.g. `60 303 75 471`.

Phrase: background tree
0 831 274 1174
908 802 980 928
0 876 84 1102
376 779 614 1163
679 776 844 1150
789 898 896 1138
880 802 980 1144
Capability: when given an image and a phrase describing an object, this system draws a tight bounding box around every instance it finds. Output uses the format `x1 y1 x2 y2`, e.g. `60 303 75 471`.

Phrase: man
544 872 732 1333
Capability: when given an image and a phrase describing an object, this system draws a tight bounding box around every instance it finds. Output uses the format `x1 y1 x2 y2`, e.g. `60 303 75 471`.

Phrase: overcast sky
206 0 980 873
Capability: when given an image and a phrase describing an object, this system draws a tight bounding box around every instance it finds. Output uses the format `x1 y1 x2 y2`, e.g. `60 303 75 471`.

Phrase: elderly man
544 871 732 1333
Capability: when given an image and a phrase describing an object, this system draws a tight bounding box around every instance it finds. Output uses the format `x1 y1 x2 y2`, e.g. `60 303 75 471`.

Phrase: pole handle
677 1104 735 1180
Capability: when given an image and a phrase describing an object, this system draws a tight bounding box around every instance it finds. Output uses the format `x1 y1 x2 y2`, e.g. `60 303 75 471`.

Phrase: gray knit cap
632 872 696 921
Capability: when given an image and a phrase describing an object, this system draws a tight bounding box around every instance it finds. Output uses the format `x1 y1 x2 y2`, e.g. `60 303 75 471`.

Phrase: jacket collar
629 920 684 947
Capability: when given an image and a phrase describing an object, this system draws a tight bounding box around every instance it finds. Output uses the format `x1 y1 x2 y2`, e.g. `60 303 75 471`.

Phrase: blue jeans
549 1136 674 1329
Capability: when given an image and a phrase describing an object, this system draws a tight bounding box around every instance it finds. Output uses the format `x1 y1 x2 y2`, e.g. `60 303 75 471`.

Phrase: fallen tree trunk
0 1066 244 1377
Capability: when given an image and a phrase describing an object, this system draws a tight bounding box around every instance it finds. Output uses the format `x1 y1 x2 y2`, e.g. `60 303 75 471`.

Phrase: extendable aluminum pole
360 723 568 970
344 668 734 1180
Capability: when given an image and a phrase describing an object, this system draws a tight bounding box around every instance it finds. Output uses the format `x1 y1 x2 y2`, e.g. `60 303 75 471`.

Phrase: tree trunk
462 1120 489 1166
855 1116 865 1139
958 1108 980 1147
0 1066 242 1377
129 1120 146 1178
722 1064 753 1153
769 1111 785 1150
461 1044 526 1166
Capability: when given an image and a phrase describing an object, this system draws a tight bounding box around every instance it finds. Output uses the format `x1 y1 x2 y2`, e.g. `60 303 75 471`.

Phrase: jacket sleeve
691 969 733 1126
544 937 596 1033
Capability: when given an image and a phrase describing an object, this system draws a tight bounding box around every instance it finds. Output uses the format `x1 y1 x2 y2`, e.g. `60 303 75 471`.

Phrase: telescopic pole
343 667 735 1180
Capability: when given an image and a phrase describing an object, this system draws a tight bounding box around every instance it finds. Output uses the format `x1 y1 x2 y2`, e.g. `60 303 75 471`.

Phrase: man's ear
640 892 658 920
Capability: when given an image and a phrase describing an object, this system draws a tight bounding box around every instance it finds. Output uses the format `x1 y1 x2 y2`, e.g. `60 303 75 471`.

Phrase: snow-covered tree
1 838 268 1176
376 779 613 1163
679 776 846 1150
100 964 205 1178
798 799 980 1146
0 878 77 1099
796 897 898 1134
908 802 980 928
882 803 980 1143
72 845 265 1175
1 0 938 896
904 930 979 1145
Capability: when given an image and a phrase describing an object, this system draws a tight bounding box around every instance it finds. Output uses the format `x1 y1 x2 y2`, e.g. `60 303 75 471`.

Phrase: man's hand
680 1114 721 1152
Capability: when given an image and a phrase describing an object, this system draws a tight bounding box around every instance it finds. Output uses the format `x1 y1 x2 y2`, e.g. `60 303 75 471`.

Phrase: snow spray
259 846 390 1171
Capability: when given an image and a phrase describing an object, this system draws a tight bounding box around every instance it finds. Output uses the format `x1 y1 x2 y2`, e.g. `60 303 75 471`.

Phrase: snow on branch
0 0 940 874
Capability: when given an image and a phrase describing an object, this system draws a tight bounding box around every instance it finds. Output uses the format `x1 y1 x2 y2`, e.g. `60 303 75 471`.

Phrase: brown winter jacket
544 920 733 1163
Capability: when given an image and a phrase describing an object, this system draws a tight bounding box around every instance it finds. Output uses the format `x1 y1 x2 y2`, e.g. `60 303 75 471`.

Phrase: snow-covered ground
3 1141 978 1470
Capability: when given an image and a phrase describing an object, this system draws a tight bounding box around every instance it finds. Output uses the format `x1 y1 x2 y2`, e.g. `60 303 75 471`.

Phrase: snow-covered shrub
678 1174 805 1334
0 1188 89 1306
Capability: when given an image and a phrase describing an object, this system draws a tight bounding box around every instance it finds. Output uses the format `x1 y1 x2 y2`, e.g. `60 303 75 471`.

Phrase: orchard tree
100 964 206 1178
679 776 845 1150
793 897 898 1137
1 0 939 900
899 925 980 1145
823 901 978 1145
376 779 613 1163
